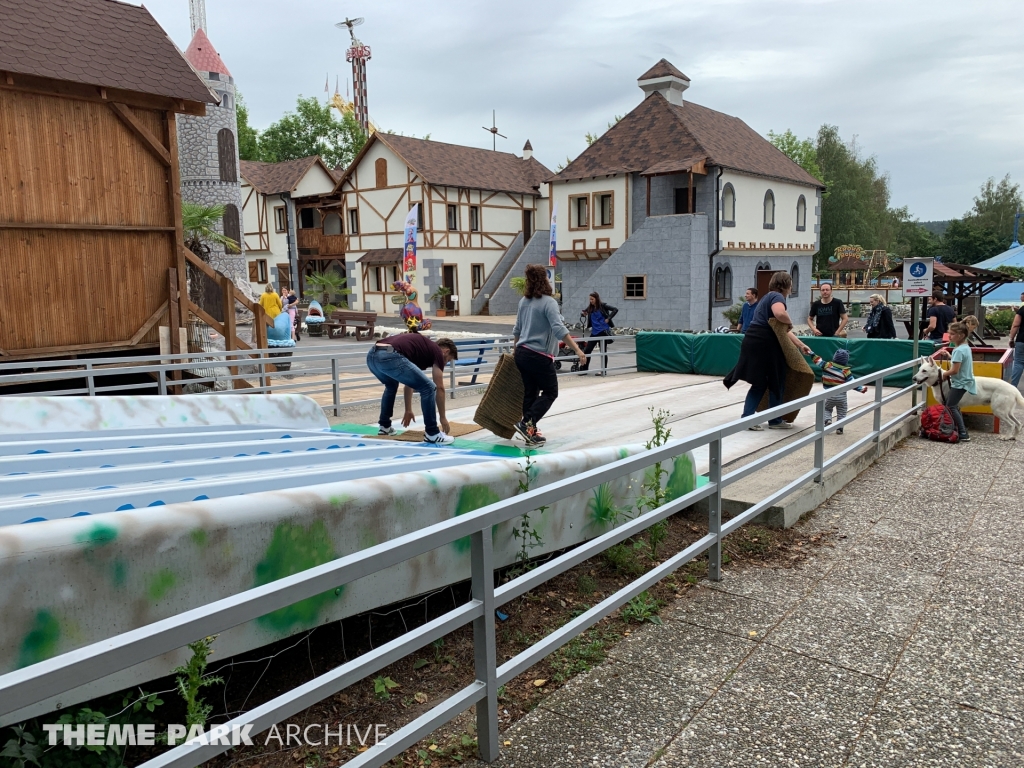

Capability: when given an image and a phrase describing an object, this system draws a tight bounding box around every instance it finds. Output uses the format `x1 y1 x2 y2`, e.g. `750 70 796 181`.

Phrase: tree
939 219 1008 265
768 129 822 182
258 96 367 168
235 91 260 161
966 174 1021 241
304 270 350 308
182 201 237 258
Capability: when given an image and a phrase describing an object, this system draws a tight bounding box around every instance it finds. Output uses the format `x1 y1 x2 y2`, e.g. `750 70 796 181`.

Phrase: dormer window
722 184 736 227
796 195 807 231
570 194 589 230
763 190 775 230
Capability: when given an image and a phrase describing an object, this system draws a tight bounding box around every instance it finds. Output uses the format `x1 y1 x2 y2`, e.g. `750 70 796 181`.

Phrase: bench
452 339 495 385
326 310 378 341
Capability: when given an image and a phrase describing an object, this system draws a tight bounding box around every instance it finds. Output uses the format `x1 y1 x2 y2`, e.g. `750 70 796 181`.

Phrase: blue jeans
742 384 783 425
1012 342 1024 388
366 347 439 435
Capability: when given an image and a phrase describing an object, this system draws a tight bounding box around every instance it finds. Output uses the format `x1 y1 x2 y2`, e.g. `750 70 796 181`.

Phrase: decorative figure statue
393 279 431 331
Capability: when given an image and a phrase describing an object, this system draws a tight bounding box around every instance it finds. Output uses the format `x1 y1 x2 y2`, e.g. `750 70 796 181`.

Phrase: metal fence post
707 437 723 582
331 357 341 417
873 379 883 443
470 528 499 761
85 363 96 397
449 360 456 399
158 369 167 396
600 339 607 377
814 399 825 483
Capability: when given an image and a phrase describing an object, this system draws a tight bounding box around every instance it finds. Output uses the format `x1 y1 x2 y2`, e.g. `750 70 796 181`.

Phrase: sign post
903 257 933 405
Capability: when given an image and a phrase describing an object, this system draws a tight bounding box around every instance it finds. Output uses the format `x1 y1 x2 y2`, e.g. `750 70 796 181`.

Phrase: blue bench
453 339 495 385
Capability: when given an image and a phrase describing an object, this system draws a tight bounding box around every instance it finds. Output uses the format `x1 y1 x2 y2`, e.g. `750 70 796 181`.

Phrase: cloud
145 0 1023 220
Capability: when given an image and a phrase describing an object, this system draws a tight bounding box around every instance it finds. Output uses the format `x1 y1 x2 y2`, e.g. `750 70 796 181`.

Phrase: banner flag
403 205 418 280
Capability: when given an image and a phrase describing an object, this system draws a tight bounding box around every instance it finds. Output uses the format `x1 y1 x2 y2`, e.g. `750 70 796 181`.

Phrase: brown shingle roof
357 248 403 264
0 0 215 104
338 134 552 196
241 156 322 195
551 92 823 188
639 59 689 82
829 256 869 271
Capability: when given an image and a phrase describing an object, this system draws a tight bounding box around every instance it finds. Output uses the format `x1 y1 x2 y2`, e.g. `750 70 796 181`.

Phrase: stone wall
485 231 552 316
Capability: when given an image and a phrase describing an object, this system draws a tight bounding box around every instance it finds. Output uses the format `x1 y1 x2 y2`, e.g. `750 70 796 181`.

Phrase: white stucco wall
550 175 629 255
720 171 818 251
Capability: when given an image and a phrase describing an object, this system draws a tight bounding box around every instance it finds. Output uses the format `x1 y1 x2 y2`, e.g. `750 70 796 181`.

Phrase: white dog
913 357 1024 440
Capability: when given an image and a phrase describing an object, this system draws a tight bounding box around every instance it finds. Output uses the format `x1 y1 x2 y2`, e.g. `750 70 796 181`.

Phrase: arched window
217 128 237 182
763 190 775 229
796 195 807 231
722 184 736 226
375 157 388 189
790 262 800 296
323 212 342 235
714 264 732 304
222 204 240 254
756 260 772 271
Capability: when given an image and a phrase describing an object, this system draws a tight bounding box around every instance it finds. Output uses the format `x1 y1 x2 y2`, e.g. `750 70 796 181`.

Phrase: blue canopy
975 244 1024 305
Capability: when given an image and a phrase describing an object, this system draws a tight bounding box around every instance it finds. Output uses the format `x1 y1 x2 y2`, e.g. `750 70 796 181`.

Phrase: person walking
863 294 897 339
810 348 867 434
807 282 849 337
579 292 617 373
924 291 955 342
259 283 282 320
725 271 813 431
740 288 759 332
285 288 299 341
931 321 975 443
366 333 458 444
1008 291 1024 388
513 264 586 446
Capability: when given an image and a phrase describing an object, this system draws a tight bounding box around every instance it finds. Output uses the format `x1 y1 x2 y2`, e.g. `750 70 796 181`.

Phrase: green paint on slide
255 521 340 632
75 523 118 550
147 569 177 601
665 454 696 501
18 610 61 668
110 558 127 588
452 484 501 553
329 424 543 457
190 529 208 547
587 483 619 528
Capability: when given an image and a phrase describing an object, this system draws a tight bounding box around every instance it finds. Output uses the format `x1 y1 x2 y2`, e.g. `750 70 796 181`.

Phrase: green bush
988 309 1015 333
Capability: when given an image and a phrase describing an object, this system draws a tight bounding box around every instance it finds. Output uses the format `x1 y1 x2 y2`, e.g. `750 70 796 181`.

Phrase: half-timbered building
330 134 551 315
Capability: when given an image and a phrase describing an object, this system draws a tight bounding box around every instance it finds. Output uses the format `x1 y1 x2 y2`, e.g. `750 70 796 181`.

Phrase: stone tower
177 29 254 301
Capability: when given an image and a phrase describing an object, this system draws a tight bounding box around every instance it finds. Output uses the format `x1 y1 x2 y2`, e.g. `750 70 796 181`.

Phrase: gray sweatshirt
512 295 569 357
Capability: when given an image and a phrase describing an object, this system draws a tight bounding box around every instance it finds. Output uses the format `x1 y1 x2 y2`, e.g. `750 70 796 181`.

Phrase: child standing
933 321 975 443
810 348 866 434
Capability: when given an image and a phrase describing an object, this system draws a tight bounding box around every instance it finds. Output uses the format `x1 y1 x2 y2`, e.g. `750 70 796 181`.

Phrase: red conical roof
184 28 231 77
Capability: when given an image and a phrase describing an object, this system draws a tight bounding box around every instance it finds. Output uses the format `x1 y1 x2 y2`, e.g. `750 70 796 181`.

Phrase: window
624 274 647 299
323 212 342 235
570 194 589 229
722 184 736 226
217 128 237 182
298 208 320 229
790 263 800 296
595 192 613 227
523 210 534 240
248 259 268 283
414 203 424 231
763 190 775 229
796 195 807 231
470 205 480 232
447 204 459 231
222 204 240 253
348 208 360 235
674 187 697 214
375 157 388 189
367 265 399 293
215 90 233 110
274 206 286 233
471 264 485 293
713 265 732 304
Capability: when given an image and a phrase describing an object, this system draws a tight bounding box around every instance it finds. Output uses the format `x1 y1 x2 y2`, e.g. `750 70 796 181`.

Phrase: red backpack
920 404 959 443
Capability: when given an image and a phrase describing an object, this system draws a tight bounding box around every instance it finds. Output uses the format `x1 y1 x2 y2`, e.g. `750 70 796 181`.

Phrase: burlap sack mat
380 422 481 442
473 352 524 439
757 319 814 423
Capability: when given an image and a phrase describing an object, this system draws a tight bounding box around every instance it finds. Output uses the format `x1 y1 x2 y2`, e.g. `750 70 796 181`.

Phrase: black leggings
515 346 558 425
581 332 611 371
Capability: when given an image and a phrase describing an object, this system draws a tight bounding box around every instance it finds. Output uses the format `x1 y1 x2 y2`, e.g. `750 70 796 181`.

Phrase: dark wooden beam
128 300 169 346
0 222 175 231
0 71 207 115
109 102 171 167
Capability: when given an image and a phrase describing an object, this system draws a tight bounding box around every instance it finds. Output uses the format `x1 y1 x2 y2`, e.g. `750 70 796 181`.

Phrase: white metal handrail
0 357 926 767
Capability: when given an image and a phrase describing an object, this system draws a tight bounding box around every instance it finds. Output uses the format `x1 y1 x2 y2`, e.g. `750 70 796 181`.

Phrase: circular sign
909 262 927 278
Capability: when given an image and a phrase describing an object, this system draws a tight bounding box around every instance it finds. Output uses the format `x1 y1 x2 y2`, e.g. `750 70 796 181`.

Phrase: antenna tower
336 17 370 135
482 110 506 151
189 0 207 35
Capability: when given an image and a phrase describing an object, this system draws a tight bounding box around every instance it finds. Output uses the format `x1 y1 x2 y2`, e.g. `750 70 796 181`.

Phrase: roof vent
637 59 690 106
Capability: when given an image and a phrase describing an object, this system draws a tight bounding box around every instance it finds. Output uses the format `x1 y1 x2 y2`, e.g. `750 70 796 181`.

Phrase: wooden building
0 0 226 362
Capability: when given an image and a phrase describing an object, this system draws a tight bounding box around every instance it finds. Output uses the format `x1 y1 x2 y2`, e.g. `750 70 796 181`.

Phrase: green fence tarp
635 332 935 387
636 332 692 373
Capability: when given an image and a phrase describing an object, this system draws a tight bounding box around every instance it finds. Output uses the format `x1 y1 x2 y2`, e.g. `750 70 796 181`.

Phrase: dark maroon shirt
386 333 445 371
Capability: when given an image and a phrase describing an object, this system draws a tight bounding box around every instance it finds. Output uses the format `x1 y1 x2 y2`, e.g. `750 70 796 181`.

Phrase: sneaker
747 425 764 431
824 419 832 427
514 420 546 446
960 434 971 443
768 422 795 430
378 426 397 436
424 431 454 445
835 427 844 435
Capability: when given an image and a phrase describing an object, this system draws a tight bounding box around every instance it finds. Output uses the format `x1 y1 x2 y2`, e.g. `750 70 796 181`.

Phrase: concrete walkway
473 433 1024 767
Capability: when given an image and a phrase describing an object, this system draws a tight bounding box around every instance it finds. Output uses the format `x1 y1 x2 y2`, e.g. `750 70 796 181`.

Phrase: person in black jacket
864 294 897 339
579 292 618 372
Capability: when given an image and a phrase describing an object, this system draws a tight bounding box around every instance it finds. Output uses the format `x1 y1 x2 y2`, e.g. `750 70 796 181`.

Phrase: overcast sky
144 0 1023 222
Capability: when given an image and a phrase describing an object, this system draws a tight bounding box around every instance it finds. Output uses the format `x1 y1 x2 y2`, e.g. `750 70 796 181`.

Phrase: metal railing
0 336 635 416
0 357 925 766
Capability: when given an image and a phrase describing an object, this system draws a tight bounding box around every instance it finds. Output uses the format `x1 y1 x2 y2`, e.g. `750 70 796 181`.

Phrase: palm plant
182 202 238 258
305 270 350 309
